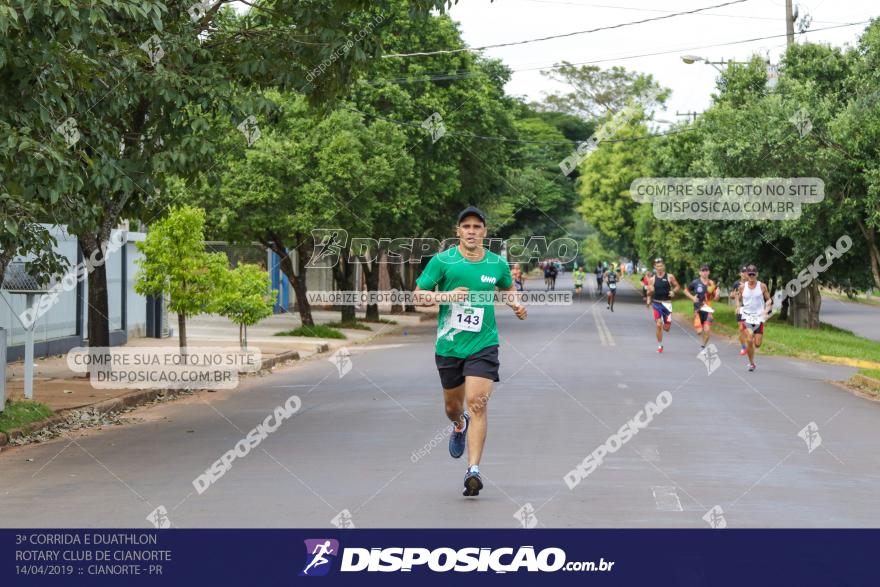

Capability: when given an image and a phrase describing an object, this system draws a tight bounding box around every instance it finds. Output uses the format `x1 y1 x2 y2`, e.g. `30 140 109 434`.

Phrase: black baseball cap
653 257 664 264
745 264 758 273
740 265 749 272
700 264 710 271
457 206 486 225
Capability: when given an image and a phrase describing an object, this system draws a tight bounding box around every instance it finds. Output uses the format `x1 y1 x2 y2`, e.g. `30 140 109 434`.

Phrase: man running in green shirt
414 206 527 497
573 266 586 297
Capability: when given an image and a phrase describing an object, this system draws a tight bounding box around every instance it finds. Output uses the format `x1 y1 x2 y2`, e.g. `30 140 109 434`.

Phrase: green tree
213 264 275 350
0 197 67 288
198 92 412 325
580 231 619 271
634 30 880 328
540 63 668 118
135 206 226 352
0 1 107 285
4 0 452 349
576 121 654 260
348 3 520 301
490 104 582 242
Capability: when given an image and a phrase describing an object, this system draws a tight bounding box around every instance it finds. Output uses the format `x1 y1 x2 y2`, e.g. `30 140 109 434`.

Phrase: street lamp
680 55 749 72
682 55 778 89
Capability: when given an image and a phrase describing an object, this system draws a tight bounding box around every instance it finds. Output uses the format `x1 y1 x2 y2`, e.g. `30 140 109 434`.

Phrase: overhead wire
381 0 750 57
360 20 871 86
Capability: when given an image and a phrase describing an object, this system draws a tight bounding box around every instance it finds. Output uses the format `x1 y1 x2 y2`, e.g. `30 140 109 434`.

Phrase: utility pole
786 0 795 46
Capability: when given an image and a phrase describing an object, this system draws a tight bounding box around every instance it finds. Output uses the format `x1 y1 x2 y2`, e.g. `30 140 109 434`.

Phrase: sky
445 0 878 124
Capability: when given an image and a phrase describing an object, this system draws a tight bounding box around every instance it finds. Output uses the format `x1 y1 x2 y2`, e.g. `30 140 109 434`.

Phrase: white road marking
350 344 407 352
592 305 616 346
652 485 683 511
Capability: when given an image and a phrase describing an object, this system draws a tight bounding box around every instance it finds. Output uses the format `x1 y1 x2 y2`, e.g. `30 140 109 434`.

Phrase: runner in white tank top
735 264 772 372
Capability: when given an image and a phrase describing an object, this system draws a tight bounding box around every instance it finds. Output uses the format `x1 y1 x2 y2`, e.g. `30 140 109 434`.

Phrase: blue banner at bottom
2 529 876 586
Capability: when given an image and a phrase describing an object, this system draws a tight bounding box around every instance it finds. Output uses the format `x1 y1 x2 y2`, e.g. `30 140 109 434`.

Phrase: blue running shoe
449 413 469 459
463 466 483 497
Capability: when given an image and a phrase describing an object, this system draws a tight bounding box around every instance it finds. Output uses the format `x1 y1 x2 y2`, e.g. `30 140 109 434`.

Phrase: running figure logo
790 108 813 138
145 505 172 529
330 508 356 529
797 421 822 453
514 503 538 528
697 344 721 375
300 539 340 577
307 229 348 268
328 347 352 378
702 505 727 529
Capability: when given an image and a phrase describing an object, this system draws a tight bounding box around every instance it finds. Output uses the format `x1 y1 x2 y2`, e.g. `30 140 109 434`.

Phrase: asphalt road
819 295 880 341
2 274 879 529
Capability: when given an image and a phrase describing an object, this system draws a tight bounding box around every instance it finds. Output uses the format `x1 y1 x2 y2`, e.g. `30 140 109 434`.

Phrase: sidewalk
3 308 431 414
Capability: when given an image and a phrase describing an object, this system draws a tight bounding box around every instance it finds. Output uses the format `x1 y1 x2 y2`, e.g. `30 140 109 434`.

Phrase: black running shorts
435 345 500 389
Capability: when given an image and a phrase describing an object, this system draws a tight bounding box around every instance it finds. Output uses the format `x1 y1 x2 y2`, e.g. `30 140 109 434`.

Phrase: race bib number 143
452 304 484 332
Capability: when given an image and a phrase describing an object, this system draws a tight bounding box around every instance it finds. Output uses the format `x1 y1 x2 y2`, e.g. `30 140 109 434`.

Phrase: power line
513 0 850 25
526 19 870 71
381 0 750 57
362 20 870 86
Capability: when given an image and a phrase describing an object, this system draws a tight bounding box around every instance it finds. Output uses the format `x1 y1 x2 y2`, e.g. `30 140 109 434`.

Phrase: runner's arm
646 276 655 304
500 283 527 319
683 281 697 303
761 283 773 317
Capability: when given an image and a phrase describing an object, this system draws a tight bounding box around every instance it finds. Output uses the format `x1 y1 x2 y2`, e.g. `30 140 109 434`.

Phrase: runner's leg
443 384 467 430
464 375 494 467
745 327 756 364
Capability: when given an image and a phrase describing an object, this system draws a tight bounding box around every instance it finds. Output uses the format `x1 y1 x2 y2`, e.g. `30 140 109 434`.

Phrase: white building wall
0 227 151 354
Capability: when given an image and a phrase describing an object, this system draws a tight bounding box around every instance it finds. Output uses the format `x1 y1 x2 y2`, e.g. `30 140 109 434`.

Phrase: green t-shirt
416 246 513 358
573 270 586 284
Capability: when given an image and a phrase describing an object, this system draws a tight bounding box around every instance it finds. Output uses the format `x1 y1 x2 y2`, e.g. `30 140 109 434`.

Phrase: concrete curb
0 349 302 449
816 355 880 370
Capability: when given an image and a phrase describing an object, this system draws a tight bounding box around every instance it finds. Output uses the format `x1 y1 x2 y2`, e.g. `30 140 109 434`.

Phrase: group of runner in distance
640 258 773 372
414 206 773 498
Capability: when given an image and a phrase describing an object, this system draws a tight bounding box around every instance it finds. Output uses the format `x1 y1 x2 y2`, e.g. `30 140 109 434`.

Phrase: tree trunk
790 281 821 329
363 251 380 322
770 277 791 322
388 262 404 314
79 236 111 347
856 218 880 291
790 285 806 327
0 252 11 294
405 261 422 313
332 248 356 323
240 323 245 350
276 244 314 327
178 311 187 354
807 279 821 328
